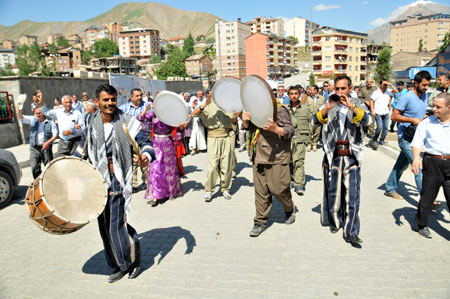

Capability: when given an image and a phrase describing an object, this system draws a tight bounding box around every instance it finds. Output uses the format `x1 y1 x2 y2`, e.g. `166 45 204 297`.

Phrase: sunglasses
335 87 347 91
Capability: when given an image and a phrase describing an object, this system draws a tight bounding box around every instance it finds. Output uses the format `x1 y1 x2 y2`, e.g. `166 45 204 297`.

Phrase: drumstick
122 123 140 156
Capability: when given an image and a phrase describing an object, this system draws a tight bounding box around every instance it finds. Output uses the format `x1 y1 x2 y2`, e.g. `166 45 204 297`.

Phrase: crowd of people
16 70 449 282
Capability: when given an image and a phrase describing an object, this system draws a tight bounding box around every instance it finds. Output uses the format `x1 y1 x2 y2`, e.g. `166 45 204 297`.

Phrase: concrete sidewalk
1 144 449 299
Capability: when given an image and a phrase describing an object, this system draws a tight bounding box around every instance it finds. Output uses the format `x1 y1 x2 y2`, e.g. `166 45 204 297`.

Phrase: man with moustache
358 78 377 137
313 75 374 245
306 85 326 152
287 86 311 195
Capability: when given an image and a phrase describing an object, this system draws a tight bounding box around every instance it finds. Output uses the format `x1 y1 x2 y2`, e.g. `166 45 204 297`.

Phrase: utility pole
217 19 223 79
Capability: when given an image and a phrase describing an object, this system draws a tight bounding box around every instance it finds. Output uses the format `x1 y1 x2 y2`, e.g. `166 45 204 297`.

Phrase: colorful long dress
172 127 186 175
137 111 182 201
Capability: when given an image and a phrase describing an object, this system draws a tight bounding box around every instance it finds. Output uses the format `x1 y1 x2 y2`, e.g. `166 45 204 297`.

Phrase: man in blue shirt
389 81 407 132
384 71 431 200
277 85 290 105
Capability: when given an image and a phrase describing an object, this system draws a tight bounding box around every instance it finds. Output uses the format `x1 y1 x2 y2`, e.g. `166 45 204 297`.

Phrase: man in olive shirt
192 94 238 202
287 86 311 195
358 78 377 137
306 85 325 152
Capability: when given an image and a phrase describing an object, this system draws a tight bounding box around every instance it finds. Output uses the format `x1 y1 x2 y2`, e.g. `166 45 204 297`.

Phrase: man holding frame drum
73 84 155 283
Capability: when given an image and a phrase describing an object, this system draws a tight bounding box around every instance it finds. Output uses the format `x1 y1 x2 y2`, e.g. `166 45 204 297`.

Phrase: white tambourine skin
17 94 27 110
212 77 242 113
153 91 189 127
240 76 274 128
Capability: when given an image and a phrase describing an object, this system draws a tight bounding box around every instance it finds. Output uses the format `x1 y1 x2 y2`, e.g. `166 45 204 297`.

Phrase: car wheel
0 170 14 209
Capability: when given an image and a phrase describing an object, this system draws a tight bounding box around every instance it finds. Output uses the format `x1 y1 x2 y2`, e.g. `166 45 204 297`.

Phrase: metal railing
0 92 14 123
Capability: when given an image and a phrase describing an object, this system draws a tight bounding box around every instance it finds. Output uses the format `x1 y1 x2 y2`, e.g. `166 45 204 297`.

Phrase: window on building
355 76 358 82
356 57 359 62
356 48 359 53
325 56 331 61
349 56 352 61
349 66 352 71
350 38 353 42
349 47 353 52
325 46 331 51
355 66 358 71
325 37 330 41
325 65 331 70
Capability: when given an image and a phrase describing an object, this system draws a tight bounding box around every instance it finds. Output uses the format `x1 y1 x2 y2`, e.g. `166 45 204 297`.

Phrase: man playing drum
192 94 238 202
243 97 296 237
74 84 155 283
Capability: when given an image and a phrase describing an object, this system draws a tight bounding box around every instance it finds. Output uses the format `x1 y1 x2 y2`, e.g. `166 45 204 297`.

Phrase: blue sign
436 53 450 75
409 67 436 79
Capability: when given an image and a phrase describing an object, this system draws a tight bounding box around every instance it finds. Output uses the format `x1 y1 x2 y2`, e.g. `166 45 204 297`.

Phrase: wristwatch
199 105 204 111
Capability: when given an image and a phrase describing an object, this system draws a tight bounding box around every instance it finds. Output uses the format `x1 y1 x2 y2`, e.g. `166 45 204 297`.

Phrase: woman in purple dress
137 105 182 207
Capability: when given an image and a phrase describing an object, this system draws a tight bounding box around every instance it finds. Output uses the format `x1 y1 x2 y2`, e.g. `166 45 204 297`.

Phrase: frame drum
212 77 242 113
25 156 107 235
240 75 277 128
153 91 189 127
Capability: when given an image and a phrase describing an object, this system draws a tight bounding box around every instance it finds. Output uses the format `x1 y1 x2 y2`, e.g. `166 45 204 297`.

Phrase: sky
0 0 447 32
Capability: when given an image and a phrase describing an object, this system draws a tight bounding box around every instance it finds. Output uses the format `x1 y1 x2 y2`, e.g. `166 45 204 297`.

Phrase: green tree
286 35 299 44
82 50 93 64
0 64 15 76
57 38 70 48
373 46 393 83
16 44 41 76
205 37 215 44
93 38 119 58
309 73 315 85
182 33 195 59
149 55 161 63
438 32 450 53
156 46 187 80
418 39 423 52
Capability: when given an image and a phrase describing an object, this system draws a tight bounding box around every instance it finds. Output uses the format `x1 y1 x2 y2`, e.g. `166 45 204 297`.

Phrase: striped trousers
321 154 361 237
98 174 141 271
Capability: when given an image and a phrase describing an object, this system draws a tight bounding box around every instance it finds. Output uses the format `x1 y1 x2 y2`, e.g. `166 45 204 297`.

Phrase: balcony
335 48 347 53
335 38 347 44
312 48 322 53
278 47 284 52
313 60 322 64
334 68 347 72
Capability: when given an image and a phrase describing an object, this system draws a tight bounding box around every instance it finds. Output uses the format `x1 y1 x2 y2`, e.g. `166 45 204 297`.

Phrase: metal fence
0 91 14 123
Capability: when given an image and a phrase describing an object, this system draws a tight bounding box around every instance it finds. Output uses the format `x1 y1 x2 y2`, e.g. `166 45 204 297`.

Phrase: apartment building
19 35 38 46
44 47 82 76
311 27 368 84
245 17 284 37
167 36 185 48
104 22 123 42
0 49 15 68
246 32 296 80
390 13 450 54
118 28 160 60
185 54 213 77
1 39 16 50
215 19 251 79
391 51 434 71
47 33 64 45
285 17 320 47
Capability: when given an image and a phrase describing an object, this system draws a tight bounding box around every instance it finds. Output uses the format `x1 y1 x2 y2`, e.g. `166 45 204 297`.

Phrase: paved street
1 141 449 299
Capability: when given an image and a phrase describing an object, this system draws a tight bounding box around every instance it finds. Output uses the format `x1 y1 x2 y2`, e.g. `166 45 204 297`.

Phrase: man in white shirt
17 106 58 178
367 79 396 150
411 92 450 239
71 93 85 116
39 92 85 156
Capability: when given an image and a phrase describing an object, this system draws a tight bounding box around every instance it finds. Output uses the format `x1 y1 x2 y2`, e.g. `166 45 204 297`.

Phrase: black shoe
150 200 158 207
330 226 339 234
249 222 266 237
343 235 363 244
132 187 139 193
128 252 142 279
294 186 305 195
417 226 432 239
108 269 128 283
138 183 147 191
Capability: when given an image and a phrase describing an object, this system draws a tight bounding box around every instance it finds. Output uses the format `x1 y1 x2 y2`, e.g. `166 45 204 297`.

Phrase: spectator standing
384 71 431 200
71 93 85 116
119 88 150 192
411 92 450 238
427 73 450 108
367 79 396 150
277 85 290 105
17 106 58 179
39 92 85 156
306 85 325 152
358 78 377 137
390 81 407 132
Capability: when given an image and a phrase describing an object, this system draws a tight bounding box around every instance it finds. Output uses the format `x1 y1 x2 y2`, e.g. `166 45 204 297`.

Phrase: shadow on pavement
266 198 298 229
230 176 253 195
305 174 321 185
235 162 251 176
393 206 450 241
82 226 196 276
181 180 204 194
183 165 201 175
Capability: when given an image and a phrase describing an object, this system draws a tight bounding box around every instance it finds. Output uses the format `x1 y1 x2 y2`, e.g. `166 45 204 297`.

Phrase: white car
0 149 22 208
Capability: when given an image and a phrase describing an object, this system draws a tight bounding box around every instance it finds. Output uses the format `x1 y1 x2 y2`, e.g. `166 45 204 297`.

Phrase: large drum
25 156 107 235
153 91 189 127
212 77 242 113
240 75 278 128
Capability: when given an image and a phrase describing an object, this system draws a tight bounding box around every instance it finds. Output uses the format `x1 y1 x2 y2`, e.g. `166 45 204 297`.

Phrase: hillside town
0 0 449 297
